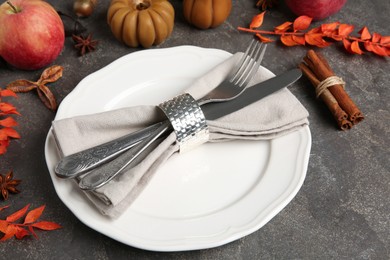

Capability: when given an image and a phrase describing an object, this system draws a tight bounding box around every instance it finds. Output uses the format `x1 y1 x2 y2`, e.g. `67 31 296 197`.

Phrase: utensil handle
78 121 171 190
55 121 167 179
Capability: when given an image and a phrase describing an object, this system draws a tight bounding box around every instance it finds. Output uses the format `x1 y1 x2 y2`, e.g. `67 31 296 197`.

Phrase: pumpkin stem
134 0 151 10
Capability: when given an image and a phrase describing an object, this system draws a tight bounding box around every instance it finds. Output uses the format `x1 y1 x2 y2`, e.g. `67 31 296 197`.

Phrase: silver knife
55 69 302 182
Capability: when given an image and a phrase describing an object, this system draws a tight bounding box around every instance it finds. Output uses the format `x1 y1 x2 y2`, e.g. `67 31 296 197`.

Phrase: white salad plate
45 46 311 251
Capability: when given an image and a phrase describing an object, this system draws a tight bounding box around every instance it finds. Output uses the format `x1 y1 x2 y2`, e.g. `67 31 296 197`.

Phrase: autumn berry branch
238 12 390 56
0 204 61 241
0 89 20 155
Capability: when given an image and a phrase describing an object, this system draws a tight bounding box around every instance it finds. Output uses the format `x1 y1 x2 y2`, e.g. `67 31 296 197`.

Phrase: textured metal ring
159 93 209 153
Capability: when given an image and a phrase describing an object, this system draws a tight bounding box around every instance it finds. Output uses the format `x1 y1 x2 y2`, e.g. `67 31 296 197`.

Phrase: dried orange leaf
293 15 312 31
371 45 388 56
358 27 371 40
256 33 274 43
24 205 45 224
321 22 340 33
364 42 373 51
274 21 292 32
305 33 331 47
281 35 299 46
250 12 265 29
343 39 353 53
351 41 363 54
371 33 381 43
380 36 390 45
292 35 305 45
338 24 354 36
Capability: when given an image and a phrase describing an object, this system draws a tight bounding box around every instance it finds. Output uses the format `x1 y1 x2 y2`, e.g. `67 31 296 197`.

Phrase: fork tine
229 39 257 82
236 42 267 88
233 42 266 87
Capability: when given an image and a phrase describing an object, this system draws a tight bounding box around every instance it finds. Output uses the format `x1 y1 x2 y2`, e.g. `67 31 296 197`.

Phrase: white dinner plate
45 46 311 251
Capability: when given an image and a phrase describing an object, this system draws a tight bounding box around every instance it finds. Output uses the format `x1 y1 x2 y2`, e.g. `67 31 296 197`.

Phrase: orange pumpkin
183 0 232 29
107 0 174 48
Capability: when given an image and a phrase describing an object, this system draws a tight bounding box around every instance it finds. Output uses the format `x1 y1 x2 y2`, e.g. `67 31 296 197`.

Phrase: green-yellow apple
0 0 65 70
285 0 347 20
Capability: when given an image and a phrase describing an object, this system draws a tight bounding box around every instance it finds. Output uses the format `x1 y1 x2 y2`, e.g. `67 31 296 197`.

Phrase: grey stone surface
0 0 389 259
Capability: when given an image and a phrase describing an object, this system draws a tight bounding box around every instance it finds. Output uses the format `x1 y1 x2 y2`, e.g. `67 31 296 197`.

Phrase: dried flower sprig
6 65 64 110
0 204 61 241
238 12 390 56
0 89 20 155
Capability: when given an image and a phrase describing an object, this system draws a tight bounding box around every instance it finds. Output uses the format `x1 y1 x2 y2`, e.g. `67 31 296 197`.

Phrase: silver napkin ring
159 93 209 153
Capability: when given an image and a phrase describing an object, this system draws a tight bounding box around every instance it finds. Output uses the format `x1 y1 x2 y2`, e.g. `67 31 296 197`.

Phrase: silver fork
56 40 267 189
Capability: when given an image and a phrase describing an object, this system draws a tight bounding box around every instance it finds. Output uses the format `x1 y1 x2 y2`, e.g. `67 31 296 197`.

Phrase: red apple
285 0 347 20
0 0 65 70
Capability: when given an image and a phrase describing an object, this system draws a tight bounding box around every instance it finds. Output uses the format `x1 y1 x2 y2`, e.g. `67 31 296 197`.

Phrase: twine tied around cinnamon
315 76 345 98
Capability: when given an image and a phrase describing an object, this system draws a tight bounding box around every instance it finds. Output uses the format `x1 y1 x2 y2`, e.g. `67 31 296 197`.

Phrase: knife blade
55 69 302 181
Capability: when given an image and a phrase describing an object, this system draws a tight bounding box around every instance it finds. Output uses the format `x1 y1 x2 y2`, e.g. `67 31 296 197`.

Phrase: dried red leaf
0 128 20 139
6 204 29 222
0 205 10 211
32 221 62 230
256 33 274 43
0 220 8 233
358 27 371 40
274 21 292 33
351 41 363 54
0 117 18 128
0 89 17 98
293 15 312 31
0 224 16 241
250 12 265 29
0 204 61 241
24 205 45 224
15 226 30 239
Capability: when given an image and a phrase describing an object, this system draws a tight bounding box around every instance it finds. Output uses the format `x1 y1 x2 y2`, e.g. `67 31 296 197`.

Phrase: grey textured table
0 0 389 259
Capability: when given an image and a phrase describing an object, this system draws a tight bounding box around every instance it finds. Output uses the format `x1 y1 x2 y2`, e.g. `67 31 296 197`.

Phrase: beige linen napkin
52 53 309 218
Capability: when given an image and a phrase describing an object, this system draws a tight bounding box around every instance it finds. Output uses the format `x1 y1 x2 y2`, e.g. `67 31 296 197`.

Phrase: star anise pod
6 65 64 110
256 0 278 10
0 171 21 200
72 34 99 56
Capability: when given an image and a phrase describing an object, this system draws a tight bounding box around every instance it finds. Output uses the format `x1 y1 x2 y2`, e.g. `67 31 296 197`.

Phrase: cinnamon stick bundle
299 50 364 130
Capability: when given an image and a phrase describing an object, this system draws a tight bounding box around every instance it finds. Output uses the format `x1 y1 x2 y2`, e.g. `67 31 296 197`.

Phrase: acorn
73 0 97 18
